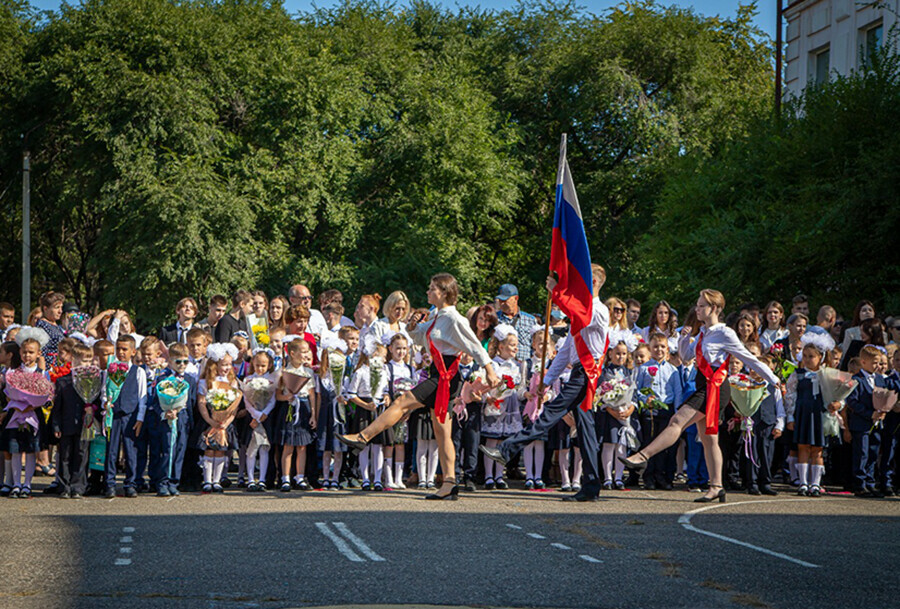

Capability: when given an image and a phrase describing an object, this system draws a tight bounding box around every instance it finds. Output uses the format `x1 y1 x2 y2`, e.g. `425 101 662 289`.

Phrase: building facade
783 0 899 98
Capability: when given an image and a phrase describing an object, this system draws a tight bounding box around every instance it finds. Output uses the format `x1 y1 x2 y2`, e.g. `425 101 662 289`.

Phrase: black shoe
157 487 171 497
643 479 656 490
425 484 459 501
336 433 368 452
760 485 779 496
883 486 897 497
464 480 477 492
219 477 232 489
619 451 648 473
747 486 761 496
478 445 508 468
495 478 508 490
854 489 872 498
659 481 674 491
104 488 116 499
869 488 885 498
562 491 600 502
694 488 726 503
70 492 83 499
124 487 138 498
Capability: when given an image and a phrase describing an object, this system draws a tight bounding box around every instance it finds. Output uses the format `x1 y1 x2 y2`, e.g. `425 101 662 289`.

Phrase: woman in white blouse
759 300 789 352
339 274 500 500
622 289 780 503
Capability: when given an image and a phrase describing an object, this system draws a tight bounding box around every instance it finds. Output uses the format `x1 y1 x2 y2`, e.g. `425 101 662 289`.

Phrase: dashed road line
679 500 821 568
506 523 601 565
116 527 135 566
527 532 546 539
505 523 522 530
579 554 603 563
551 543 572 550
332 522 386 562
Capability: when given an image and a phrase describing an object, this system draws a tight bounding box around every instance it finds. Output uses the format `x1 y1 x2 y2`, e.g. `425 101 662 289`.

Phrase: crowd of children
0 289 898 500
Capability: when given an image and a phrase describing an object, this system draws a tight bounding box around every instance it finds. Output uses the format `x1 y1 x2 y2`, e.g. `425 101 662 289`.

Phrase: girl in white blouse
622 289 780 503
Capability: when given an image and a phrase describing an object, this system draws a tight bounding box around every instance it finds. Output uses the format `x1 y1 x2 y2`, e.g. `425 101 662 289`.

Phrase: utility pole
775 0 783 114
22 150 30 323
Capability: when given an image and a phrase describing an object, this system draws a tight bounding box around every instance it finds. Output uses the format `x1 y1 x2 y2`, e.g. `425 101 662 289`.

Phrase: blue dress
792 369 826 447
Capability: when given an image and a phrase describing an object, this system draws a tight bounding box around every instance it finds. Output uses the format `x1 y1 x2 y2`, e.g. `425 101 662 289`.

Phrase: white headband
207 343 239 362
800 332 835 355
252 347 275 359
493 324 517 342
320 335 348 354
15 326 50 348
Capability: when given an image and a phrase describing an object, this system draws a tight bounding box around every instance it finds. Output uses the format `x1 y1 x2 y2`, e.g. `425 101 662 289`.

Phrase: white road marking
551 543 572 550
579 554 603 563
114 558 132 566
332 522 386 562
122 527 135 533
315 522 365 562
506 524 522 529
119 536 133 543
527 533 546 539
119 547 132 554
679 500 821 568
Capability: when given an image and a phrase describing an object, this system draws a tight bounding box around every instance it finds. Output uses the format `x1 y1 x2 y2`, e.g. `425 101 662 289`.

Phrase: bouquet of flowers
522 372 552 423
767 343 797 381
327 350 347 391
73 365 103 441
728 373 769 463
370 356 385 402
872 384 899 431
205 382 241 448
251 324 270 348
242 376 275 411
470 369 516 417
105 361 129 404
823 411 843 438
281 365 312 396
594 379 635 411
3 368 55 432
157 376 191 414
817 367 858 405
638 388 669 413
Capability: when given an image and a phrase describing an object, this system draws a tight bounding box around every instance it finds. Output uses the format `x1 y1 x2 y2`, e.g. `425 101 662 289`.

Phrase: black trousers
499 365 602 495
452 401 482 482
744 422 776 488
58 434 88 495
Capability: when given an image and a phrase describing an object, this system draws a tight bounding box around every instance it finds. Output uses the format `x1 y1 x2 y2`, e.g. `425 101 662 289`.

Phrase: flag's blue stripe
553 183 593 292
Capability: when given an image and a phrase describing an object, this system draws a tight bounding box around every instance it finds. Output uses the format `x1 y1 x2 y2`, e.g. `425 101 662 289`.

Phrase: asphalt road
1 482 898 609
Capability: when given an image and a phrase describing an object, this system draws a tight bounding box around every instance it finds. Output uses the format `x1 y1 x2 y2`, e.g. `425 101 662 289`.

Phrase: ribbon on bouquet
4 402 40 432
740 416 758 468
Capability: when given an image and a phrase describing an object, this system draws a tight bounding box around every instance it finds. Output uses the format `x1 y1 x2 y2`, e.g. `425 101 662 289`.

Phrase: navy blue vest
113 365 141 416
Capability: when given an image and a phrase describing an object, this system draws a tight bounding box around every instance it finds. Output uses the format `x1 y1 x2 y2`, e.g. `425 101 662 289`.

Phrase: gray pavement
1 482 898 609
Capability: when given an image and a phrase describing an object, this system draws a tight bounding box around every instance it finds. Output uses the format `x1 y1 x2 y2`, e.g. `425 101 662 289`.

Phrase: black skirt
680 372 731 416
409 355 463 410
354 398 389 445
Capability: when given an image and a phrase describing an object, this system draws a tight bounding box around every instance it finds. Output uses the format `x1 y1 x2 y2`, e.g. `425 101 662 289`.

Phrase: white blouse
678 323 780 386
409 306 491 367
348 364 389 400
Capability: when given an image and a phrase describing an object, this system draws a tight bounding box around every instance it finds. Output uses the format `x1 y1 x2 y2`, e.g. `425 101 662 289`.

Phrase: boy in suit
147 343 197 496
846 345 899 497
103 336 148 498
159 297 199 346
744 355 784 495
881 349 900 495
52 342 100 498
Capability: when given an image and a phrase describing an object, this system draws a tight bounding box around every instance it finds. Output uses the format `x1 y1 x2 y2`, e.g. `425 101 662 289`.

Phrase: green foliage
639 47 900 315
0 0 776 329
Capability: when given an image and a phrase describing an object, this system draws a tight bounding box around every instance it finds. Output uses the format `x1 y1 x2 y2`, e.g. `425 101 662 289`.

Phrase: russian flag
549 135 600 410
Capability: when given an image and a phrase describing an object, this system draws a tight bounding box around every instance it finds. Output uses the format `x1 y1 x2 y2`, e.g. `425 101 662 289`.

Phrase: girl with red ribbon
338 273 499 500
621 289 780 504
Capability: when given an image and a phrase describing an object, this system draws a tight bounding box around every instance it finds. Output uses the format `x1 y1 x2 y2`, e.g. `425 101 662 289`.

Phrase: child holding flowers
318 335 349 490
480 325 523 491
278 339 317 492
384 333 415 489
785 333 841 497
242 348 278 492
598 341 635 490
196 343 242 494
343 339 388 491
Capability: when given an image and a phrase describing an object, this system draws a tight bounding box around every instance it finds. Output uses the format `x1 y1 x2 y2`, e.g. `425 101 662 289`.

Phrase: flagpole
538 134 567 398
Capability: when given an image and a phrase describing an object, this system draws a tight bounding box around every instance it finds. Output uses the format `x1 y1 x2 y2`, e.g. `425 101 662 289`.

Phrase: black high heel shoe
336 432 368 453
694 485 726 503
425 480 459 501
619 451 649 473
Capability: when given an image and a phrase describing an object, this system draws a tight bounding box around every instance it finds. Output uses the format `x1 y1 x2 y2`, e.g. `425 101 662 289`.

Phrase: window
813 48 830 84
861 24 883 65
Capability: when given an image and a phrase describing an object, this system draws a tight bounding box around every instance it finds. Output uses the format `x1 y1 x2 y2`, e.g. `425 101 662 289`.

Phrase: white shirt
306 309 329 337
106 318 145 349
544 297 609 385
348 363 389 400
409 306 492 367
678 323 780 386
175 321 192 344
759 327 789 352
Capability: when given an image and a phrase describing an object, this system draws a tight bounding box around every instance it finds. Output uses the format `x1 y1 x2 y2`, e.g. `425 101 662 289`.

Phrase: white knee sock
559 449 571 487
601 443 615 483
483 450 495 481
426 440 439 484
810 464 824 488
332 452 343 483
533 442 544 481
524 444 535 480
10 453 21 488
360 446 371 482
258 447 269 483
202 457 212 484
372 445 384 484
246 451 257 483
384 457 394 487
394 459 404 487
787 455 798 482
213 457 226 483
573 450 583 485
418 442 429 481
3 457 12 487
614 444 626 482
797 463 809 486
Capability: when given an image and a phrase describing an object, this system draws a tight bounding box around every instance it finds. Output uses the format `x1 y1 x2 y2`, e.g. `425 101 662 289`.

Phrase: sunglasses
613 307 625 313
173 359 189 365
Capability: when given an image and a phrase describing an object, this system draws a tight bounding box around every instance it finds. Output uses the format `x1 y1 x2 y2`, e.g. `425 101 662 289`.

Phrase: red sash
427 321 461 424
695 333 730 435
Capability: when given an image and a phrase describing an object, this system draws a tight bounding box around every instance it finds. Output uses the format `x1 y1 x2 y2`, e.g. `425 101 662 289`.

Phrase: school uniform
385 360 415 446
452 361 482 483
347 363 388 445
880 370 900 493
159 322 193 346
1 365 45 455
786 369 826 447
597 364 633 445
744 382 784 492
147 369 197 493
104 363 149 493
51 374 99 496
134 364 164 490
317 374 346 453
480 356 524 440
635 360 682 487
846 370 899 493
279 367 316 447
679 364 708 487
